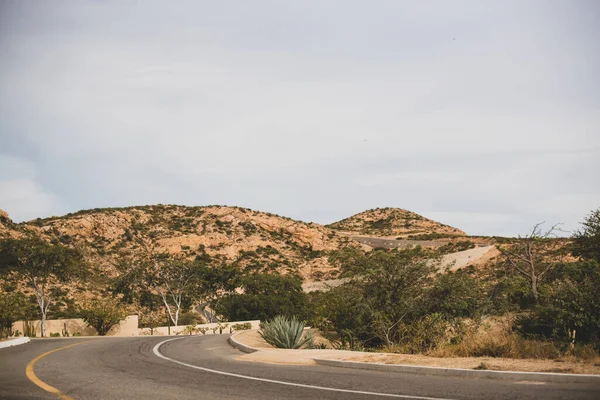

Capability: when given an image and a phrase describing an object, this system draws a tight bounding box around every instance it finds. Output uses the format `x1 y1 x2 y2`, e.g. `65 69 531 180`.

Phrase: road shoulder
229 330 600 384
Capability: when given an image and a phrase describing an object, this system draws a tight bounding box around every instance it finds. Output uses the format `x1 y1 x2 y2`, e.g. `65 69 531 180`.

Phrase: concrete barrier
138 320 261 336
228 330 259 353
12 315 139 337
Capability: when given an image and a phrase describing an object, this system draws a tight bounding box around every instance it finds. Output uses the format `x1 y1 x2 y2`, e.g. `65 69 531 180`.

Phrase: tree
81 298 128 336
112 251 214 327
516 260 600 346
198 263 239 323
329 247 442 347
572 208 600 262
146 258 207 326
0 291 29 338
215 273 308 322
496 223 564 303
316 285 373 349
0 236 86 337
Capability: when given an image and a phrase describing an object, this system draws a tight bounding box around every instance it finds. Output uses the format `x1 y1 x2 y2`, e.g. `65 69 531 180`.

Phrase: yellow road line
26 341 89 400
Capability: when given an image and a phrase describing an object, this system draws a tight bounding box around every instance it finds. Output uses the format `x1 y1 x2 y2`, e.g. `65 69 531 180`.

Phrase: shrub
231 322 252 331
515 261 600 346
181 325 196 335
81 298 128 336
215 273 309 321
178 313 198 326
572 208 600 262
427 271 483 319
259 315 314 349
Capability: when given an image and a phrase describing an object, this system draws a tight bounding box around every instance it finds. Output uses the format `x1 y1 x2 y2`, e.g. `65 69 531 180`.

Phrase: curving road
0 335 598 400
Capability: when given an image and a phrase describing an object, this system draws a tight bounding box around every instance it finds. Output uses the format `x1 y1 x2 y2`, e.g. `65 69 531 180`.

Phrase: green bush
515 261 600 346
259 315 314 349
232 322 252 331
178 313 198 326
215 273 309 321
427 270 483 318
81 298 128 336
572 208 600 262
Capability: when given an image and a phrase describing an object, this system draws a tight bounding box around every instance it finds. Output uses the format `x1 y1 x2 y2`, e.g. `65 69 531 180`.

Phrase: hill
3 205 359 281
327 207 466 238
0 205 477 322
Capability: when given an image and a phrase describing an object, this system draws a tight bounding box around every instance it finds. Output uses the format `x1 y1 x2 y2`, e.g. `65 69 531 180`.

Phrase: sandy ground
235 330 600 374
302 278 350 293
440 245 495 271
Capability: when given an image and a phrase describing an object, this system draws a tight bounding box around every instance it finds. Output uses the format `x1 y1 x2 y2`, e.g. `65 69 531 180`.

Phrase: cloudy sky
0 0 598 236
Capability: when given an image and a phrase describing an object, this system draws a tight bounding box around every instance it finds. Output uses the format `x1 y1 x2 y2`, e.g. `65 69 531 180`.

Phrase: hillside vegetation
2 203 598 368
328 207 466 238
3 205 355 281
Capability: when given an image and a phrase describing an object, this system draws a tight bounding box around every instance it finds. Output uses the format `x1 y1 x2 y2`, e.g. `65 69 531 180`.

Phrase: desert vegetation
259 315 314 349
304 208 600 363
0 204 598 367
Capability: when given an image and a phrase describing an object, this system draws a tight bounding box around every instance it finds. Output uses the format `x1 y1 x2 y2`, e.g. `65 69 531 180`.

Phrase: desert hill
1 204 500 323
2 205 360 281
0 206 473 280
327 207 466 238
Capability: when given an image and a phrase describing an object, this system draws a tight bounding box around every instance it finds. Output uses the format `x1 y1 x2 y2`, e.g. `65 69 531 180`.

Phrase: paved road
0 335 598 400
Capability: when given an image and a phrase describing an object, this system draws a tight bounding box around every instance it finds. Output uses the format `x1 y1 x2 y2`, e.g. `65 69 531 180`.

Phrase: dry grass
425 316 600 364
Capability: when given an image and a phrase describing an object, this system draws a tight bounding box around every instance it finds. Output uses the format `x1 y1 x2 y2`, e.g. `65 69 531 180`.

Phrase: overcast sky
0 0 598 236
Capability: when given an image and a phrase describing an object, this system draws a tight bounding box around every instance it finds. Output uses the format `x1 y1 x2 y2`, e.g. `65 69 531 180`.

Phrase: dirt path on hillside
441 245 495 271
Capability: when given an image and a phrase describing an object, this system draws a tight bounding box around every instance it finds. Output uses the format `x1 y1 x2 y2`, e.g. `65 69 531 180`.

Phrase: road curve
0 335 598 400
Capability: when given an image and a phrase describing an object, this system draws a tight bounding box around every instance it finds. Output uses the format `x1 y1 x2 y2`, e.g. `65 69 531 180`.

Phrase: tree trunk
531 273 538 303
158 290 177 327
41 311 47 338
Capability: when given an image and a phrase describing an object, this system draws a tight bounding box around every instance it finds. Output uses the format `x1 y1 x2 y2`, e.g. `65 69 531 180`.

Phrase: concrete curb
313 358 600 384
0 337 31 349
228 331 600 384
228 330 259 354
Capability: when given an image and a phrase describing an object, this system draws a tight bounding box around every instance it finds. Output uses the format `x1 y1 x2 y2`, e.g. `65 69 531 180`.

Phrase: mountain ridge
0 205 466 280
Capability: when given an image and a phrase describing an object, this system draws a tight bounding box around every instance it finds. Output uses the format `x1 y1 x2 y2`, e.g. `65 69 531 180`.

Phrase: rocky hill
1 205 359 281
327 207 466 238
0 205 484 322
0 205 472 285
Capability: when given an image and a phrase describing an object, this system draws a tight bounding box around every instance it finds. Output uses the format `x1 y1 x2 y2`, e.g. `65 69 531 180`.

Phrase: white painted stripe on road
153 338 455 400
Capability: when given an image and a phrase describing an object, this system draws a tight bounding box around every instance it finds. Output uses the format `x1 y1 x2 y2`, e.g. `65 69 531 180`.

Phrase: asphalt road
0 335 598 400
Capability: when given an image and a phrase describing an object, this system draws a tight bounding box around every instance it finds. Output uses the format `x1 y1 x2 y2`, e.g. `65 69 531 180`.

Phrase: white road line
153 338 456 400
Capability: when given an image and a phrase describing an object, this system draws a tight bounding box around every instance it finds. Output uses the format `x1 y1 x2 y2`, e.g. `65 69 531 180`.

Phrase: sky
0 0 598 236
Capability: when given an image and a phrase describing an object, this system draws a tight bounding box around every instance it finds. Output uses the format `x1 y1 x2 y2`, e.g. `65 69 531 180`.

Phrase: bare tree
496 223 564 303
147 258 204 326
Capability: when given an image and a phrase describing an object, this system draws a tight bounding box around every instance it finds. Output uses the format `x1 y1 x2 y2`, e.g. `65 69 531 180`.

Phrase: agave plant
259 315 314 349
